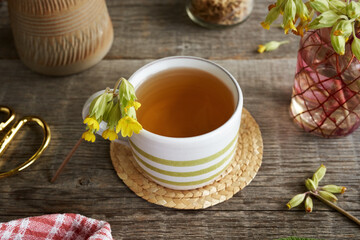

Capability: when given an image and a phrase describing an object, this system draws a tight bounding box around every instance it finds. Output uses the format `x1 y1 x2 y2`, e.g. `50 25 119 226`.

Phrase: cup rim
128 56 243 142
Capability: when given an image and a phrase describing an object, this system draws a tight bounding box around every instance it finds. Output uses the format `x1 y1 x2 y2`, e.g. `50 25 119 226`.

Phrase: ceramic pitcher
7 0 114 76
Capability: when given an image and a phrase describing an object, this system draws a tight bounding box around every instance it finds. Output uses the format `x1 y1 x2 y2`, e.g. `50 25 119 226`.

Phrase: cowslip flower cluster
286 164 346 212
82 78 142 142
261 0 360 59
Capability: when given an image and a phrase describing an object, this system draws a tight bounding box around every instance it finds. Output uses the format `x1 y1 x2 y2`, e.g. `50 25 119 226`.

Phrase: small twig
311 192 360 226
51 137 83 183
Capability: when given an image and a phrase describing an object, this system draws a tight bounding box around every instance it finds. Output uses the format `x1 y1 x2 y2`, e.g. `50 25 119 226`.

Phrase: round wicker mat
110 108 263 209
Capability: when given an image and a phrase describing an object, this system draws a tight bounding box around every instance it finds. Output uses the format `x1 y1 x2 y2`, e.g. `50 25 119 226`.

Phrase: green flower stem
112 78 122 95
310 192 360 226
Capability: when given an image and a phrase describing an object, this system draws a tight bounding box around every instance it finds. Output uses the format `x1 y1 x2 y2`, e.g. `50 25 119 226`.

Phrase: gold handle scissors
0 106 51 179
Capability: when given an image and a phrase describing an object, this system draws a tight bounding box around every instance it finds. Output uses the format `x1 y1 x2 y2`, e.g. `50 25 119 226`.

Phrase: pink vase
290 28 360 137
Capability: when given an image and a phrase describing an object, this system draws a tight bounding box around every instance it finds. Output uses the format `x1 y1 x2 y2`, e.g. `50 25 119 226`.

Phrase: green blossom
304 196 313 212
319 190 338 202
287 193 306 209
305 178 317 191
351 34 360 60
309 0 330 13
346 1 360 19
312 164 326 186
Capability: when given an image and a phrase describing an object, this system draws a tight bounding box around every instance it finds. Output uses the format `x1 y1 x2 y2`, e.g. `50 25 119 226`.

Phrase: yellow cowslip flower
257 45 266 53
284 20 297 34
116 116 142 137
102 129 118 141
125 101 141 113
261 21 270 30
133 101 141 110
82 130 96 142
294 19 309 37
83 117 100 131
333 30 343 36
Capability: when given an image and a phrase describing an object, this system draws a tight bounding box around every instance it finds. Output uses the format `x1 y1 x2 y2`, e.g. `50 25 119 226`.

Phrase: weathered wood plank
0 59 359 239
0 0 299 61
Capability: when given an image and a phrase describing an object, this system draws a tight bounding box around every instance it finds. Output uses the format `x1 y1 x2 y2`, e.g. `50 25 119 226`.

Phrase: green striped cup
83 56 243 190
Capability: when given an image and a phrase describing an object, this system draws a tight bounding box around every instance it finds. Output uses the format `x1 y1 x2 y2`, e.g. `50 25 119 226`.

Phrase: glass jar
186 0 253 28
290 28 360 137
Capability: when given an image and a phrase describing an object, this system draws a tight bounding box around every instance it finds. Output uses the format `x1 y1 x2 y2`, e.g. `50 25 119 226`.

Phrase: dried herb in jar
187 0 253 27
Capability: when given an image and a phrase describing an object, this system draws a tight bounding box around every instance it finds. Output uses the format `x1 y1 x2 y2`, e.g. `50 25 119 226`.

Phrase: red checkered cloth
0 213 113 240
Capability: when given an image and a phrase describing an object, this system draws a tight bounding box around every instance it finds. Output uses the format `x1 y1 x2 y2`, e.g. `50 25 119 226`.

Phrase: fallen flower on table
257 40 289 53
286 164 360 226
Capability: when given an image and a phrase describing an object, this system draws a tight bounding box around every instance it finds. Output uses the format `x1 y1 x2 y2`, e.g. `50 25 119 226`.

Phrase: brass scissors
0 106 51 179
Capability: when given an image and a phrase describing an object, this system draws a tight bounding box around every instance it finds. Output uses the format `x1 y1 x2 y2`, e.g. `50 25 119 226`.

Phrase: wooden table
0 1 359 239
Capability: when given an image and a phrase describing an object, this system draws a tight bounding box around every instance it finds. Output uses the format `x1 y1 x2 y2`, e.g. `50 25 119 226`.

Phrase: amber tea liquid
136 68 235 137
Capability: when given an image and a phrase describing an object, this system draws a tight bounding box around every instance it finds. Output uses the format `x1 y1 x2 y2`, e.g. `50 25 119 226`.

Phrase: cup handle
82 90 130 147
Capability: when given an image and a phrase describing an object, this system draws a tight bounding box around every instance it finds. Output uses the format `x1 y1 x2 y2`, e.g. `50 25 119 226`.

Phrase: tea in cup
83 56 243 190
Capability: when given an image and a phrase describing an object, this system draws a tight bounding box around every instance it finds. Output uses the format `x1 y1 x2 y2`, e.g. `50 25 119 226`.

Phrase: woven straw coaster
110 108 263 209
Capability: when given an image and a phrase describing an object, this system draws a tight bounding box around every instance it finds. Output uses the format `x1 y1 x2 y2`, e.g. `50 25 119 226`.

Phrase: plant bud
283 0 297 31
295 0 310 21
352 36 360 61
322 185 347 194
305 178 317 191
304 196 313 212
333 20 353 38
286 193 306 209
312 164 327 186
310 0 330 13
261 6 281 30
346 1 360 19
258 40 289 53
328 0 346 12
319 190 338 202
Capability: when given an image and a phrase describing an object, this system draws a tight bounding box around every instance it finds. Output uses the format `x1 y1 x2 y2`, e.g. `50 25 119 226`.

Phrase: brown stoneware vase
7 0 114 76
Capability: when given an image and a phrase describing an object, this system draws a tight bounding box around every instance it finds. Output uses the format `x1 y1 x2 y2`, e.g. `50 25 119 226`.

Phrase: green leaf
102 98 114 124
309 0 329 13
308 10 341 29
89 95 101 117
91 92 113 120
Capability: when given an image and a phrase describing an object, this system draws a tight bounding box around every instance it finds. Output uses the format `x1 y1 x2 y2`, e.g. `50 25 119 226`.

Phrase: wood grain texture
0 0 299 60
0 59 359 239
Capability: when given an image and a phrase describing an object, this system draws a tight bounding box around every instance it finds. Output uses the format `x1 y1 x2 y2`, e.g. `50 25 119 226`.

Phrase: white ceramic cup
83 56 243 190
